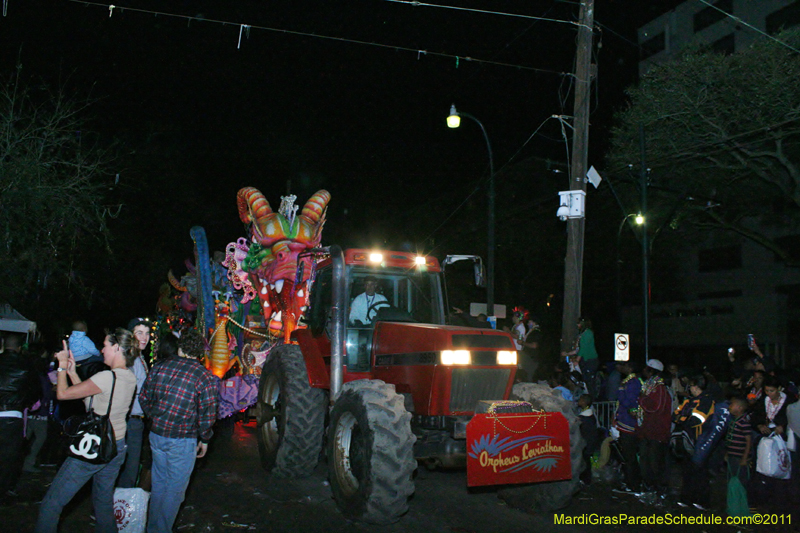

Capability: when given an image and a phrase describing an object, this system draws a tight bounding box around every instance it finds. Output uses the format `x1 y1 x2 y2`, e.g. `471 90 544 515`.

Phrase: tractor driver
349 275 388 326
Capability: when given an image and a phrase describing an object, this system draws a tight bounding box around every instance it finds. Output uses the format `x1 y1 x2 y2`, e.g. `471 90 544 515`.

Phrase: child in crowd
67 320 100 362
725 396 752 485
549 373 576 402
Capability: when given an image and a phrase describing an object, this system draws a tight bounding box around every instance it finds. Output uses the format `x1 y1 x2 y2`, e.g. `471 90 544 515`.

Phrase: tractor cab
298 249 448 374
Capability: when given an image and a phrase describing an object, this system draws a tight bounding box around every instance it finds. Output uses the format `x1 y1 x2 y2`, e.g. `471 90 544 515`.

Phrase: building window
641 32 666 60
767 1 800 34
693 0 732 33
698 245 741 272
710 33 735 55
697 289 742 299
773 234 800 263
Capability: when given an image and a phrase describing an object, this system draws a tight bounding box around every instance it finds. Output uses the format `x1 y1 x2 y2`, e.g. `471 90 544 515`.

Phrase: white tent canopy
0 303 37 341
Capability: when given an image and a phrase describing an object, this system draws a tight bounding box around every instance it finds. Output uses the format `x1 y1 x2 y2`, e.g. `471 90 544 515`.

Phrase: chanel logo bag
65 371 118 464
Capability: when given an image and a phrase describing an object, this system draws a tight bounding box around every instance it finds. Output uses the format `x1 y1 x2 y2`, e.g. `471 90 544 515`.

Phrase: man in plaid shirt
140 330 217 533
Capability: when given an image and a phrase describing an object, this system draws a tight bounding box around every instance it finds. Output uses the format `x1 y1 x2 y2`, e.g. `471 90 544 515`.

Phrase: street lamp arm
458 112 494 178
448 106 495 318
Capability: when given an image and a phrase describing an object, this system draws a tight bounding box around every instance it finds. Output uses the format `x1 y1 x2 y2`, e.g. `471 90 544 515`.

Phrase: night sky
1 0 685 333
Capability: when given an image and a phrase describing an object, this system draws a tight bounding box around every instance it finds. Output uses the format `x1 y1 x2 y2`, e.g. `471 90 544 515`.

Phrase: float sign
466 411 571 487
614 333 630 361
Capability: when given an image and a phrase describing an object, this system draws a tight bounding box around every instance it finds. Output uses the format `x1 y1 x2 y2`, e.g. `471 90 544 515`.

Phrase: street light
447 104 496 321
616 213 644 326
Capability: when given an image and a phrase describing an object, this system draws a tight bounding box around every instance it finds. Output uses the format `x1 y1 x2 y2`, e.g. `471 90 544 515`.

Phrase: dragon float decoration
228 187 330 343
153 188 330 418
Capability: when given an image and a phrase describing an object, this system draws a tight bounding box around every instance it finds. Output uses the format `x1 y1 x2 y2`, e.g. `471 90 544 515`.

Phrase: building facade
638 0 800 75
626 0 800 368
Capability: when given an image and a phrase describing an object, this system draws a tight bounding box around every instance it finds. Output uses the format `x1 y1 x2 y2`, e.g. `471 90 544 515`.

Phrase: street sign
614 333 629 361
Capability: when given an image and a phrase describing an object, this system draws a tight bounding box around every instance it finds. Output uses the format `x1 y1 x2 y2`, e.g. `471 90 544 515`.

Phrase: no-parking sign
614 333 629 361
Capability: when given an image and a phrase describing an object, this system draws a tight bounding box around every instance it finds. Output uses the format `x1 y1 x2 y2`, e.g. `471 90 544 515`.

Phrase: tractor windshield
348 269 444 326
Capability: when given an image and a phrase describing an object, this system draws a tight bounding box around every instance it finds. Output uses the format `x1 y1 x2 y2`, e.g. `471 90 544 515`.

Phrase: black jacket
751 394 797 441
0 351 40 412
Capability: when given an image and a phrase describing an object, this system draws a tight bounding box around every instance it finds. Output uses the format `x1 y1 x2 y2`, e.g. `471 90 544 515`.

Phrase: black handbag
65 370 118 464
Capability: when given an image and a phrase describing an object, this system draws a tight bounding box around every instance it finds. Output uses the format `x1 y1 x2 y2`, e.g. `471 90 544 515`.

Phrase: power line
61 0 573 77
698 0 800 55
594 19 640 49
381 0 584 29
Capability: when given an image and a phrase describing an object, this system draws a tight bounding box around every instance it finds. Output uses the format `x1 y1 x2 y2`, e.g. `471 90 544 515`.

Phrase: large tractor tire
256 344 326 478
498 382 585 512
327 380 416 524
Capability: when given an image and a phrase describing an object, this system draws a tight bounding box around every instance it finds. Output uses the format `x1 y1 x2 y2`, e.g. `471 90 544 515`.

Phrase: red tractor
255 246 582 524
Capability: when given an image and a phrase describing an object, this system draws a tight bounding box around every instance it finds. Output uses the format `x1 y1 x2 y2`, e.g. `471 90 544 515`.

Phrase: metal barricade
592 400 617 430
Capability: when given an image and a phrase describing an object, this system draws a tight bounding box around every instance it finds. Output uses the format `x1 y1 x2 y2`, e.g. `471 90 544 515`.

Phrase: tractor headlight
440 350 471 365
496 351 517 365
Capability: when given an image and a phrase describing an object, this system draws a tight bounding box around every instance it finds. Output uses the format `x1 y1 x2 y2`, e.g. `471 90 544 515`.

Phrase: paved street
4 418 795 532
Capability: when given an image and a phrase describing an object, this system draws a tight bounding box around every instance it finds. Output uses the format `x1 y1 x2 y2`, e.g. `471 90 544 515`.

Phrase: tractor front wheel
256 344 326 478
327 380 416 524
499 382 586 511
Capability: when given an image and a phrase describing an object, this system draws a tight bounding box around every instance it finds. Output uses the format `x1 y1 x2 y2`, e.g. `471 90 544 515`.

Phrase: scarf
765 391 787 423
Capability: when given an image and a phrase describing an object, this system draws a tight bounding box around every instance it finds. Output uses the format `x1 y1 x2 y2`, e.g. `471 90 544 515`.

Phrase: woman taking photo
35 328 137 533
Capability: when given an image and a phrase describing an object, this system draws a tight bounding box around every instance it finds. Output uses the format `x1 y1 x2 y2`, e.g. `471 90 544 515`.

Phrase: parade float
155 186 579 524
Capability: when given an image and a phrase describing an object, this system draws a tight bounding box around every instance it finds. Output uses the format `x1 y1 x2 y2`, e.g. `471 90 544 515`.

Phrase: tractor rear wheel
327 380 416 524
499 382 585 511
256 344 326 478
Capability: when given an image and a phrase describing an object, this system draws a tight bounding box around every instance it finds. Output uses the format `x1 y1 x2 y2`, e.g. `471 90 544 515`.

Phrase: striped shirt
726 414 751 457
139 356 218 443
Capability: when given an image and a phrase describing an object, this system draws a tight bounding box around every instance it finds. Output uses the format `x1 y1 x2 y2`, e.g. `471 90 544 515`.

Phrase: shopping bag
114 487 150 533
726 466 750 517
786 428 796 452
755 433 791 479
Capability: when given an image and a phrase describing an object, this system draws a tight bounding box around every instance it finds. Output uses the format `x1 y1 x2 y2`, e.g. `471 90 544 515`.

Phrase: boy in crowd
725 396 752 485
577 394 599 484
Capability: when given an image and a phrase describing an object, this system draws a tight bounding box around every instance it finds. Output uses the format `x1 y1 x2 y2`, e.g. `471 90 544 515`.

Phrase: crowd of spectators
524 318 800 515
1 318 218 532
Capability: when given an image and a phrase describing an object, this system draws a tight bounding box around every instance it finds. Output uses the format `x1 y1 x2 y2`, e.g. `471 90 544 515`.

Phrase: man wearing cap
637 359 671 494
117 318 151 488
349 275 388 326
614 361 642 492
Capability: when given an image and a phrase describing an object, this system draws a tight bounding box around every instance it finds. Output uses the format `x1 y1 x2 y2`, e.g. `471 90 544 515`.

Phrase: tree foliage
607 30 800 264
0 67 116 306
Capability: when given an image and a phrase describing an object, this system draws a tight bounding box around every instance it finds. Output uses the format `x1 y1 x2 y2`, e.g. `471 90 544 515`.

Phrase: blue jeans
148 433 197 533
35 439 127 533
117 417 145 488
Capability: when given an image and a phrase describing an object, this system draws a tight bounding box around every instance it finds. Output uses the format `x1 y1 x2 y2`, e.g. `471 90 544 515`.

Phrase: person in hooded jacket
673 374 715 510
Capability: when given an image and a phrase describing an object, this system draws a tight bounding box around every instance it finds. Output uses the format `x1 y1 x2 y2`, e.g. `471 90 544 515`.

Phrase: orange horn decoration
168 269 187 292
300 190 331 224
237 187 273 225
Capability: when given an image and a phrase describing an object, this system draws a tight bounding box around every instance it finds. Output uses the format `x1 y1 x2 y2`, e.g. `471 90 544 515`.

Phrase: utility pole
560 0 595 352
639 126 650 363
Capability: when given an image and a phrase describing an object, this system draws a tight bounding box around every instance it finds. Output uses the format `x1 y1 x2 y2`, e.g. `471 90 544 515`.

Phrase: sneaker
692 503 710 511
676 501 690 508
